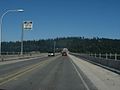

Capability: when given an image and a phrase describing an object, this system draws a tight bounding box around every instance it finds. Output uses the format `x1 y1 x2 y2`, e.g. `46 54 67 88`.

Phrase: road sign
23 21 33 30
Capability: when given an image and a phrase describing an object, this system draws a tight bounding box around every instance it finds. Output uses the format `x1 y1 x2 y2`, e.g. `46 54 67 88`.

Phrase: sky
0 0 120 41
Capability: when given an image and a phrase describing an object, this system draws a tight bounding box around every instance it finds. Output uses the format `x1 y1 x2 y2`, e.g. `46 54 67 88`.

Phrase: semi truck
61 48 68 56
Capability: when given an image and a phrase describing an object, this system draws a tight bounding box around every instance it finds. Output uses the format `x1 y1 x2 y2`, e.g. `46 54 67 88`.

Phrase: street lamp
0 9 24 57
17 9 24 12
54 41 56 55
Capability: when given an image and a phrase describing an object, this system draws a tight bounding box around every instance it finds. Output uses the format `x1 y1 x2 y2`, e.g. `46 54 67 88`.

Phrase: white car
48 52 55 56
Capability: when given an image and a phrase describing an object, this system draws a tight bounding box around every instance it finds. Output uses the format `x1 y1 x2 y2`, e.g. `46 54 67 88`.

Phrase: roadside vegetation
2 37 120 54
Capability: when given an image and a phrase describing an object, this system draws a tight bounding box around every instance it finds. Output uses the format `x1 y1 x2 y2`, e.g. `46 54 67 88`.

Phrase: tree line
2 37 120 54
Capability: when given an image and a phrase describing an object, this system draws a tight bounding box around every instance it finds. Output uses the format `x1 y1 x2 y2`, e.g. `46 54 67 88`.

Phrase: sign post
21 21 33 55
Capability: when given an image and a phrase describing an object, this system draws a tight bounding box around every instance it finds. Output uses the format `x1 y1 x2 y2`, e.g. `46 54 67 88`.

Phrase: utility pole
21 26 24 55
54 41 56 55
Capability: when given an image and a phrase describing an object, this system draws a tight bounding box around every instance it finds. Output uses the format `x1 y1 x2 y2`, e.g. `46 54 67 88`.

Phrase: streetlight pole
21 25 24 56
54 41 56 55
0 9 24 58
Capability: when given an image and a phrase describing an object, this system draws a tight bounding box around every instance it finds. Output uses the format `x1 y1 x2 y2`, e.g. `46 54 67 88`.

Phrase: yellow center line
0 58 54 86
0 62 42 81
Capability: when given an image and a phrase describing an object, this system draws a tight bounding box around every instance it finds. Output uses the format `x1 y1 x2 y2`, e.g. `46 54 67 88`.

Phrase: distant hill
2 37 120 54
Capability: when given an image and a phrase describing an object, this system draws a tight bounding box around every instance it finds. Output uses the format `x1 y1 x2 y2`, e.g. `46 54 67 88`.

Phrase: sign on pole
21 21 33 56
23 21 33 30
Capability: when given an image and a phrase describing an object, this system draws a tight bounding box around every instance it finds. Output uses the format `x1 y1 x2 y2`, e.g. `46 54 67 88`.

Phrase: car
48 52 55 56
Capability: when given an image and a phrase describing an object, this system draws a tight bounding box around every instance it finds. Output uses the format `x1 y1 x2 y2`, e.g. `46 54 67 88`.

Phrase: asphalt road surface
0 55 97 90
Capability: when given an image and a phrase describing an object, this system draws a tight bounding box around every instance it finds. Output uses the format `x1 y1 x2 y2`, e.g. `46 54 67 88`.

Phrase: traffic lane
0 56 59 90
0 56 56 77
0 56 61 90
0 56 95 90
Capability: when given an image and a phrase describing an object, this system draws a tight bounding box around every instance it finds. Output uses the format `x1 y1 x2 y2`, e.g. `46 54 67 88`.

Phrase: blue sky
0 0 120 41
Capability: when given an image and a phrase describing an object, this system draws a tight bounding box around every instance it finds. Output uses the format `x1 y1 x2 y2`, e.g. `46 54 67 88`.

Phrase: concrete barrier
0 53 48 62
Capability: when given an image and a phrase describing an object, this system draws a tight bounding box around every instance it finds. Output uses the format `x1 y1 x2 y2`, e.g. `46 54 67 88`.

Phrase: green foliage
2 37 120 53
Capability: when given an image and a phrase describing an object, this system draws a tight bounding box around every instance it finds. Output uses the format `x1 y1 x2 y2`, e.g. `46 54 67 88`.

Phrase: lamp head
17 9 24 12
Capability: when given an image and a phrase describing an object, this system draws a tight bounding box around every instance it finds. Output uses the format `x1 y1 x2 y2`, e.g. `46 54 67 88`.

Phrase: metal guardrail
70 53 120 74
0 51 41 61
70 52 120 60
1 51 40 55
88 53 120 60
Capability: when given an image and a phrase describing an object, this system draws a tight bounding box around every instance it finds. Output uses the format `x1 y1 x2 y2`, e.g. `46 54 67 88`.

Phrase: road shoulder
68 54 120 90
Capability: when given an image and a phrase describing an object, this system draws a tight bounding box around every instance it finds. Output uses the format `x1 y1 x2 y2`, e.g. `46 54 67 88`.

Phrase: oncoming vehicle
48 52 55 56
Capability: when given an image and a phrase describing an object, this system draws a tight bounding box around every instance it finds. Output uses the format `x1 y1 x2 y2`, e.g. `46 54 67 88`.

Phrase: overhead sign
23 21 33 30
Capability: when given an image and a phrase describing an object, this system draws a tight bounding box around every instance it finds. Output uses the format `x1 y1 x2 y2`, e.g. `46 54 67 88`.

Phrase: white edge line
70 59 90 90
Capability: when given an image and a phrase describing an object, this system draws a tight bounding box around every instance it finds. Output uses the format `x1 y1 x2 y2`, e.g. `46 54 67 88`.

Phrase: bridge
0 52 120 90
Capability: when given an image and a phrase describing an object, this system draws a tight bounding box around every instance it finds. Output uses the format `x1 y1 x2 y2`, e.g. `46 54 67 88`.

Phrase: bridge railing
89 53 120 60
70 52 120 73
1 51 41 56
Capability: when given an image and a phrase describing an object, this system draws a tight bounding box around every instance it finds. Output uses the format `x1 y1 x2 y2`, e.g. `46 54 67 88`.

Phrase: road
0 55 97 90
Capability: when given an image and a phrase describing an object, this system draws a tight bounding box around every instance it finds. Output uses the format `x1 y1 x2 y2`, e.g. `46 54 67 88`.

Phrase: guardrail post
115 53 117 60
95 53 96 58
7 52 8 55
1 55 4 61
99 53 101 58
106 53 108 59
110 53 112 59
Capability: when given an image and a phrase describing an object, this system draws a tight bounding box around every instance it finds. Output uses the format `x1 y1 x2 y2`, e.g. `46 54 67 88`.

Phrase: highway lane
0 56 50 77
0 55 97 90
